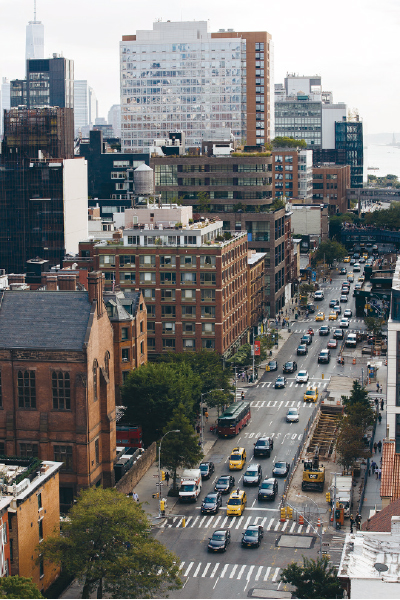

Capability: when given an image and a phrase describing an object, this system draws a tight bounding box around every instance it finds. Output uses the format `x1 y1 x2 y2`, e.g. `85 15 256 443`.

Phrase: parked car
241 524 264 548
283 361 297 373
200 461 215 479
208 529 231 552
286 407 300 423
272 461 290 477
201 492 222 514
243 464 262 486
258 477 278 501
275 376 286 389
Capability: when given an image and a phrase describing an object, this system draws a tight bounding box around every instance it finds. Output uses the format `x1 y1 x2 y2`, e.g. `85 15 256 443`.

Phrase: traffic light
326 492 331 503
286 506 293 519
161 471 166 481
335 508 341 519
280 507 286 521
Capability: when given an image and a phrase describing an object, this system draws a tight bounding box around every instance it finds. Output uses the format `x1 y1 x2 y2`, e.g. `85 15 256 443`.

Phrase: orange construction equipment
298 514 304 525
317 517 321 527
353 357 356 365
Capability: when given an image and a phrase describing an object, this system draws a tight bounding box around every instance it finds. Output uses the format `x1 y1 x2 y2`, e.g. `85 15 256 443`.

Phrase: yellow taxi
347 272 354 280
358 275 365 282
229 447 246 470
315 312 325 322
328 312 338 320
226 489 247 516
343 256 350 263
304 386 319 403
363 253 368 260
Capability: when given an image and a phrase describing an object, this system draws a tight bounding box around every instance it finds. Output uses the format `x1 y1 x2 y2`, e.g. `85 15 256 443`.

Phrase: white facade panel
322 104 347 149
63 159 88 255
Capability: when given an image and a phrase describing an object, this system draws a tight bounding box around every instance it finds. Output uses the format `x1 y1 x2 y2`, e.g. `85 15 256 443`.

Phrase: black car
272 461 290 477
267 360 278 371
318 349 331 364
254 436 273 458
297 344 308 356
208 529 231 552
283 361 297 373
274 376 286 389
200 461 215 479
258 477 278 501
301 334 312 345
329 299 339 307
241 524 264 548
214 475 235 494
340 267 347 275
201 492 222 514
319 325 330 336
333 328 344 340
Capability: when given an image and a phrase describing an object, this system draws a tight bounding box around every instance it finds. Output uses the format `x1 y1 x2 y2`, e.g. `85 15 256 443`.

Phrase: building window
160 255 176 267
122 348 130 362
104 351 110 379
202 323 215 334
182 289 195 301
139 255 155 267
163 339 176 350
52 372 71 410
147 338 155 350
201 289 216 302
39 557 44 578
140 272 156 284
95 439 100 465
182 306 196 318
54 445 73 471
17 371 36 409
0 370 2 408
143 288 156 300
147 304 156 317
120 272 135 283
20 443 38 458
147 322 155 333
160 273 176 285
202 339 215 349
38 519 43 541
99 255 115 268
93 360 98 402
162 322 175 334
201 306 215 318
183 322 195 334
122 371 130 383
183 339 195 350
180 256 196 268
140 341 144 355
161 306 176 318
181 272 196 285
200 273 216 285
38 493 42 510
3 522 7 545
121 328 129 340
0 442 4 456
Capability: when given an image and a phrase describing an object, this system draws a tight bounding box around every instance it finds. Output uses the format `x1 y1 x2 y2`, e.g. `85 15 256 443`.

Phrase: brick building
0 272 116 511
64 211 249 360
248 251 266 330
312 164 350 214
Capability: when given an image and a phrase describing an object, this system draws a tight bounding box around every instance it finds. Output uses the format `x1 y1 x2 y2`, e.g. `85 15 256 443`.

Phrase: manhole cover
278 534 314 548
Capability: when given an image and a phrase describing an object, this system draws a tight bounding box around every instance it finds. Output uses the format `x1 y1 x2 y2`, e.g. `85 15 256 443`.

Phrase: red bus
217 401 251 437
116 424 143 448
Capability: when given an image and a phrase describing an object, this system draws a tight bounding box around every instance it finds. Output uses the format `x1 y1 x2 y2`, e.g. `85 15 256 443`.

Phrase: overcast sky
1 0 399 136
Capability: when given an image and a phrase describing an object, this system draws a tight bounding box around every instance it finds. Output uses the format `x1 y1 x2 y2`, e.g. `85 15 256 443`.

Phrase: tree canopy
279 555 343 599
312 240 347 266
38 487 182 599
271 136 307 149
364 201 400 229
0 577 44 599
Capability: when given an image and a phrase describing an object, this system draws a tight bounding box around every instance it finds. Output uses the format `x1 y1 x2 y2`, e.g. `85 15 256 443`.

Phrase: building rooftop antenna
34 0 37 22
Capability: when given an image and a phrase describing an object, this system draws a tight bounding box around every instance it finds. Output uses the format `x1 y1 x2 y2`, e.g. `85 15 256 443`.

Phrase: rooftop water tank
134 164 154 195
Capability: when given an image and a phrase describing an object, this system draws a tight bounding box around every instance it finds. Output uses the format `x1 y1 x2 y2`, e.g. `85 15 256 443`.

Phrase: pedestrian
375 465 379 479
373 441 377 454
371 460 376 473
381 398 384 411
356 513 361 530
330 278 332 284
378 412 382 424
165 472 170 487
132 491 139 502
376 382 380 393
374 397 379 408
378 467 382 480
241 391 245 401
205 410 209 422
377 440 382 453
379 385 383 394
350 515 354 533
196 424 200 434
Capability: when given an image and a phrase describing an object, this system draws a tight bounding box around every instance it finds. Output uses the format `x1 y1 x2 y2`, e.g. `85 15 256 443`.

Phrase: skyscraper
25 1 44 60
120 21 272 151
0 77 10 138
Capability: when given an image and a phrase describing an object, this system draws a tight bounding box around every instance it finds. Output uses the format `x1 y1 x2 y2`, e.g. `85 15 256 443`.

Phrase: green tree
38 488 182 599
279 555 343 599
271 136 307 149
364 316 385 336
204 388 234 415
197 191 211 212
160 405 204 491
341 380 370 410
312 240 346 266
336 421 370 472
121 362 201 446
0 577 44 599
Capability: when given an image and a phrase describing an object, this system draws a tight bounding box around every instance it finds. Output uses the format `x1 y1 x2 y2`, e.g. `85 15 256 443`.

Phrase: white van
345 333 357 348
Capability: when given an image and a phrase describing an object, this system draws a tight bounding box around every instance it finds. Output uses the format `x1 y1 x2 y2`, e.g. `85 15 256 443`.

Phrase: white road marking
235 516 244 530
184 562 194 577
255 566 263 581
201 563 211 577
237 565 247 579
229 565 238 579
210 563 220 578
264 566 271 581
192 563 202 577
220 564 229 578
272 567 280 582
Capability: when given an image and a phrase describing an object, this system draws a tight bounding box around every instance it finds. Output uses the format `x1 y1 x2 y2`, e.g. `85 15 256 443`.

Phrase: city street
153 269 368 599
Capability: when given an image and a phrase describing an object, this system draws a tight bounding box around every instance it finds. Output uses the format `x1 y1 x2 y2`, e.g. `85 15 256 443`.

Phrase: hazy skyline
1 0 399 136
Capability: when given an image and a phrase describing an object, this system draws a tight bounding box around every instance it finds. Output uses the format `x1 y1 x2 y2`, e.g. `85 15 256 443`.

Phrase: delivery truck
179 468 202 502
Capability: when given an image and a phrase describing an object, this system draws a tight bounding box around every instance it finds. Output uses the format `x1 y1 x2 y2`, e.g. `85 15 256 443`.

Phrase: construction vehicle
302 446 325 492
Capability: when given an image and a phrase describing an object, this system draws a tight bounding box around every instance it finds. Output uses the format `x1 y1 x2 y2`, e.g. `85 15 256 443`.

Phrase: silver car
286 408 300 423
243 464 262 486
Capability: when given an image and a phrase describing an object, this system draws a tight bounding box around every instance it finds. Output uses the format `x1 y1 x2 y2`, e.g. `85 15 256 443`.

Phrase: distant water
365 144 400 179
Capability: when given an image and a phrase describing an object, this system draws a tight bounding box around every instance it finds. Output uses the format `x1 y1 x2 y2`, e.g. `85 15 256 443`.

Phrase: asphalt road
154 267 366 599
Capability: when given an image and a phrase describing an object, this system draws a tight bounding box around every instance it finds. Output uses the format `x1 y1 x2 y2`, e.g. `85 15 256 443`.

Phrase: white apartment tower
120 21 272 151
74 81 98 136
26 1 44 60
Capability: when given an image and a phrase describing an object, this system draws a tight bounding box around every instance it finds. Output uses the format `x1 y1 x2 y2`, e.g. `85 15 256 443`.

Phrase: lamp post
296 493 322 559
200 389 224 450
158 429 180 516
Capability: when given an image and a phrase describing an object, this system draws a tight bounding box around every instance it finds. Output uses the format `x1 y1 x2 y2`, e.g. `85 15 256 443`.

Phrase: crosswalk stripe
297 525 303 533
306 524 311 533
243 516 252 530
264 566 271 581
247 565 255 580
267 518 274 530
237 565 247 579
235 516 244 530
210 563 220 578
192 563 202 577
220 516 229 528
274 520 281 531
290 521 296 533
201 563 211 577
185 516 192 527
220 564 230 578
179 562 185 571
184 562 194 577
281 520 288 531
229 565 238 579
198 516 207 528
272 567 280 582
261 517 267 527
255 566 263 581
190 516 199 528
213 516 222 529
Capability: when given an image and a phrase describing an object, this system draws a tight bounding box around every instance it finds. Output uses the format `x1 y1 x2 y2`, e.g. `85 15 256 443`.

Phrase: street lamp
200 389 224 450
158 429 180 516
296 493 322 559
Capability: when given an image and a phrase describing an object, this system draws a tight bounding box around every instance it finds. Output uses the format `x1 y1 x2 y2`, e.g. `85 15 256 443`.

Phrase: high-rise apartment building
335 118 364 188
26 20 44 60
108 104 121 138
0 77 10 138
74 80 90 135
10 55 74 110
120 21 272 151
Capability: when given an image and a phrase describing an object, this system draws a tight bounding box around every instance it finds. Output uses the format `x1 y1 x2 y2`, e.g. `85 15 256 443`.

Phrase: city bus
217 401 251 437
